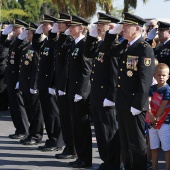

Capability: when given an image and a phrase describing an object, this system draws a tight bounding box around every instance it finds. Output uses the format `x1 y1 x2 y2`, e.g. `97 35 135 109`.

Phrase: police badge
144 58 151 66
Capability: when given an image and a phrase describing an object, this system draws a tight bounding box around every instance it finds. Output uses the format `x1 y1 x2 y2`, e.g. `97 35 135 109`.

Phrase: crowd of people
0 11 170 170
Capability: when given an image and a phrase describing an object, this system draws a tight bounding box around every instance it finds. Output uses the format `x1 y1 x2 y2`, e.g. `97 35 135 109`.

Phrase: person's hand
18 30 27 40
103 98 115 107
74 94 82 102
147 110 158 129
89 24 98 38
64 28 70 35
30 88 38 94
131 107 141 116
48 88 56 95
58 90 66 96
15 82 19 89
35 24 43 34
2 24 13 35
51 23 59 33
108 24 123 34
147 28 157 40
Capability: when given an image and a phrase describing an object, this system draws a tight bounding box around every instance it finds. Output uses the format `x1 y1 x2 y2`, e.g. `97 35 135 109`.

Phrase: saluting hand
48 88 56 95
108 24 123 34
74 94 82 102
89 24 98 38
103 98 115 107
18 30 28 40
35 24 43 34
30 88 38 94
2 24 13 35
147 28 157 40
51 23 59 33
64 28 70 35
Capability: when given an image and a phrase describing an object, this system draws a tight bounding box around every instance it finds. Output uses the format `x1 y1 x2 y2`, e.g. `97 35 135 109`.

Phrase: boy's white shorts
149 124 170 151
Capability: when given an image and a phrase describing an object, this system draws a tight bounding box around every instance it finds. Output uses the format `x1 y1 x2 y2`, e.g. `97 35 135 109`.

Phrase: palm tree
123 0 148 12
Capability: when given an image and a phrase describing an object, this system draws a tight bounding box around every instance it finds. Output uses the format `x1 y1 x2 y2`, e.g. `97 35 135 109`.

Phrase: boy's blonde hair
155 63 170 74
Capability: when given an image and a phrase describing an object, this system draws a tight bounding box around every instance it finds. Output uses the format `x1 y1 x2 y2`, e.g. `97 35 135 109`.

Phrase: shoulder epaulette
141 41 148 48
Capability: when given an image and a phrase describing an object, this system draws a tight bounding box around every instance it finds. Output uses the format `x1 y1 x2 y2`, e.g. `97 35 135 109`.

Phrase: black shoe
41 146 58 152
38 139 51 150
55 153 77 159
20 136 29 143
69 159 92 168
73 160 92 168
9 134 26 139
24 139 41 145
96 163 107 170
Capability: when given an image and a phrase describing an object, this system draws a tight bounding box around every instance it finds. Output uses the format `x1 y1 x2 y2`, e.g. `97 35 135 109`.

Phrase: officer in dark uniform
59 15 93 168
148 21 170 85
48 13 77 159
1 19 29 139
33 15 61 151
84 12 120 170
18 23 44 145
0 21 10 111
104 13 155 170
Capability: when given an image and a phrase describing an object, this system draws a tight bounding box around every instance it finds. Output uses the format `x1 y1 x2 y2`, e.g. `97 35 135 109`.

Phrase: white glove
58 90 66 96
64 28 70 35
15 82 19 89
51 23 59 33
48 88 56 95
74 94 82 102
2 24 13 35
30 88 38 94
108 24 123 34
18 30 27 40
89 24 98 38
131 107 141 116
147 28 157 40
103 98 115 107
35 24 43 34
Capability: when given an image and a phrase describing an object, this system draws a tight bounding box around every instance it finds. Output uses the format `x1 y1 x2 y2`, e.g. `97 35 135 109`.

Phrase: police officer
104 13 155 170
49 13 77 159
59 15 93 168
1 19 29 139
84 12 120 170
147 21 170 85
33 15 61 151
18 23 44 145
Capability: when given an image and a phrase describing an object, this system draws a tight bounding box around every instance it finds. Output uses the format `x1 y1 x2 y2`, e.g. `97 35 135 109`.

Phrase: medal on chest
96 52 104 63
25 50 34 61
126 55 138 71
72 48 79 56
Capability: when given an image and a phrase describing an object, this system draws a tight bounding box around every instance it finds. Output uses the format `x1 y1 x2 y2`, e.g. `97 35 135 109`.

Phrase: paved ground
0 110 166 170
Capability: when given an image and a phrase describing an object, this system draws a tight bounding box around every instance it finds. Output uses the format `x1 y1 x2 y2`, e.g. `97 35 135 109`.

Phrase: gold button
120 68 122 71
46 75 48 76
93 64 95 67
118 85 120 87
74 57 76 59
123 61 125 63
12 71 14 73
101 86 103 88
91 78 93 81
92 71 94 74
118 76 121 79
76 82 78 84
28 77 30 79
132 93 135 95
21 60 22 62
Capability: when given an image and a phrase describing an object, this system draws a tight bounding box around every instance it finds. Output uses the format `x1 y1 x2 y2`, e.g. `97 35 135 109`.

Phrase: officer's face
97 23 109 37
27 30 33 42
158 29 170 42
122 24 138 41
69 25 83 38
12 26 24 37
58 22 68 33
42 22 53 36
154 68 169 86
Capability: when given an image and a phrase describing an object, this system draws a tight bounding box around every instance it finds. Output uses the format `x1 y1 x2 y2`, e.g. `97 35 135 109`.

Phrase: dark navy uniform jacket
60 36 93 100
19 43 39 92
84 33 118 107
104 34 155 111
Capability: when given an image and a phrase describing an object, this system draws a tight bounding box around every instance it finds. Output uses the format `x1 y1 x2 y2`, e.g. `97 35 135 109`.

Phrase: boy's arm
156 100 169 118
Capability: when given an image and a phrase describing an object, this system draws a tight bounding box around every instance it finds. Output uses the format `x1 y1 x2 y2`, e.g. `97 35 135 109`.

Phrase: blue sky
92 0 170 22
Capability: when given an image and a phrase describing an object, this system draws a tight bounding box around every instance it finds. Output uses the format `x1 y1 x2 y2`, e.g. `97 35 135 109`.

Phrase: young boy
147 63 170 170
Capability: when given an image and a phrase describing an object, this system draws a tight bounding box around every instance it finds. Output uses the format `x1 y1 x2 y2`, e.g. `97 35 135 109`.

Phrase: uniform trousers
7 85 29 135
58 95 76 154
39 89 61 144
92 107 120 170
22 92 44 141
69 99 92 164
117 110 147 170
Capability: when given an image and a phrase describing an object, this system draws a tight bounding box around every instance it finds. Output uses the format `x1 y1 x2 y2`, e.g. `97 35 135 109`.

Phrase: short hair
155 63 169 74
